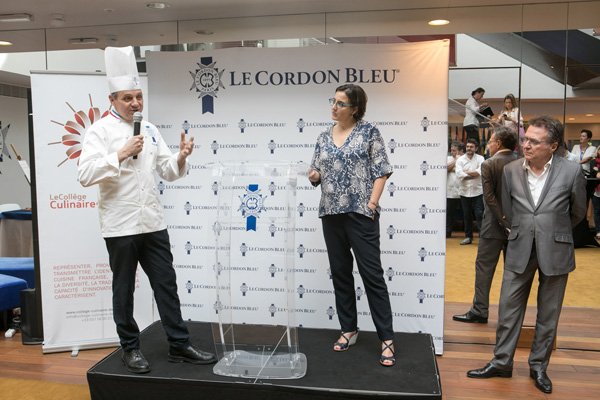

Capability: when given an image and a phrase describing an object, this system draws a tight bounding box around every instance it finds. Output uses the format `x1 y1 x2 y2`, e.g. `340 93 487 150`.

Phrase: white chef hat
105 46 141 93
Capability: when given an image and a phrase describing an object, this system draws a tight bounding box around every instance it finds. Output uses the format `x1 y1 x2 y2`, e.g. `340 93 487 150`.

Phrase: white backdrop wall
31 73 155 352
147 41 449 353
0 94 30 207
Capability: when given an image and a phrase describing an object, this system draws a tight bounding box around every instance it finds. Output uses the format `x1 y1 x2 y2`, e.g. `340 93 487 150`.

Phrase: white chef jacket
446 155 460 199
455 153 484 198
78 109 187 237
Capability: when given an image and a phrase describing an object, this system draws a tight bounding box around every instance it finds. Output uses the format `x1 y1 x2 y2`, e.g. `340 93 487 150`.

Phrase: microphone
132 112 143 159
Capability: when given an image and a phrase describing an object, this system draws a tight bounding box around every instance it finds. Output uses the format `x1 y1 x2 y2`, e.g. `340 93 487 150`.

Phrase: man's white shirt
455 153 484 197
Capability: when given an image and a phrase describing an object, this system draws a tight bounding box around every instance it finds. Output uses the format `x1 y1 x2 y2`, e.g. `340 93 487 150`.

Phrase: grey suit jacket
501 155 587 276
479 150 517 239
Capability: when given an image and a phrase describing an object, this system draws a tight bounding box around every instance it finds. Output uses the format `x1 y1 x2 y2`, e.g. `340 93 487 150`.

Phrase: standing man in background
571 129 596 176
467 116 586 394
571 129 597 202
455 138 485 245
78 46 216 374
453 126 517 323
446 141 465 238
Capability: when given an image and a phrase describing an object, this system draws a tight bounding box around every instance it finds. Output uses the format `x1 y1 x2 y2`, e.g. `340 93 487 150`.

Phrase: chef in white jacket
78 46 216 374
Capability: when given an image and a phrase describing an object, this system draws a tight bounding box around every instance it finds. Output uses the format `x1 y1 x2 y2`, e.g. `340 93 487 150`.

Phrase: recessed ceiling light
0 40 13 46
585 113 594 117
146 2 170 9
105 36 118 46
69 37 98 45
428 19 450 26
50 13 65 28
568 117 575 121
0 13 33 23
195 30 214 35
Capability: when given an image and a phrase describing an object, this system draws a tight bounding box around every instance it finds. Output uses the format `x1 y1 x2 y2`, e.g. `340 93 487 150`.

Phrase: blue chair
0 257 35 288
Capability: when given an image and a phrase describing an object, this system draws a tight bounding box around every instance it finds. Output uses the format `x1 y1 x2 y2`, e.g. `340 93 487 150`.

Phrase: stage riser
87 321 441 400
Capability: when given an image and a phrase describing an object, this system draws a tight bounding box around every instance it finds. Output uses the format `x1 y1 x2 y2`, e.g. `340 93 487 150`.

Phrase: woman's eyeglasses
329 98 353 108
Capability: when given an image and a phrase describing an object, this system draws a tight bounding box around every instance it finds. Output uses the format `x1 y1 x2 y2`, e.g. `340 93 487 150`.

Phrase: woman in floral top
309 84 395 367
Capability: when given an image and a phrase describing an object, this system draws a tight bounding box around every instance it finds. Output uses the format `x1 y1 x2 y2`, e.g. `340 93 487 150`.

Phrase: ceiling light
146 2 170 9
568 117 575 121
0 40 13 46
105 36 118 46
428 19 450 26
69 37 99 45
50 13 65 28
195 30 214 35
329 37 342 43
585 113 594 117
0 13 33 23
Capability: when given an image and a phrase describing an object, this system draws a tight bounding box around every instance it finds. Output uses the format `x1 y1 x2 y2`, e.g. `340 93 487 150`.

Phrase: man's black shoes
168 344 217 365
452 311 488 323
467 363 512 378
122 349 151 374
530 369 552 393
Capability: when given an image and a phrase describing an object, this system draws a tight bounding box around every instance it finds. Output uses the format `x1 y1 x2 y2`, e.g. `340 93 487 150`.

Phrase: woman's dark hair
503 93 517 110
581 129 593 140
335 84 367 121
471 87 485 96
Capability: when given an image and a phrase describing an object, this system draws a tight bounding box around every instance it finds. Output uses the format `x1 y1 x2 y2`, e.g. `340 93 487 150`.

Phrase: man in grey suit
453 126 517 323
467 116 587 394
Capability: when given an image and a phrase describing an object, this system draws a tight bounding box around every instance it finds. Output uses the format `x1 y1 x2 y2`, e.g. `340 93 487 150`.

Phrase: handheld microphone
132 112 143 159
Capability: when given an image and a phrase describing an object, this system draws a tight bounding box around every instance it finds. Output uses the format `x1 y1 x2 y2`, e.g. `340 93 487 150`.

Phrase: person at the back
446 141 465 238
463 87 488 142
571 129 596 176
453 126 517 324
455 138 485 245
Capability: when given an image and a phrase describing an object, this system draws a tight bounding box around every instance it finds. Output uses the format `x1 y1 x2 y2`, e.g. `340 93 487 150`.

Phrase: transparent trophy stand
211 161 307 380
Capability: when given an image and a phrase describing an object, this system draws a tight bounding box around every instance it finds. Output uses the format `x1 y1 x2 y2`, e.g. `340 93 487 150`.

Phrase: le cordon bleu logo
47 96 108 210
189 57 225 114
189 56 401 114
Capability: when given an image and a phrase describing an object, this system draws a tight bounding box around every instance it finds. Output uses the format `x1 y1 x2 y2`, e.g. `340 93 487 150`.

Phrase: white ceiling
1 0 599 124
0 0 598 52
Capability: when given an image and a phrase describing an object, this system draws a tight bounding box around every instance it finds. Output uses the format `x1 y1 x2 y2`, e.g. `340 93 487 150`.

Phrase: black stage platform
87 321 441 400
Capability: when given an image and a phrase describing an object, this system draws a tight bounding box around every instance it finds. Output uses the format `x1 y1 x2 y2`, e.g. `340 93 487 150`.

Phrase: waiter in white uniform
78 46 216 374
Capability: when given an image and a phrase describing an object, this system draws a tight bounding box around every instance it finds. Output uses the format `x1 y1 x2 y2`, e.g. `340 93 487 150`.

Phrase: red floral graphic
49 94 109 167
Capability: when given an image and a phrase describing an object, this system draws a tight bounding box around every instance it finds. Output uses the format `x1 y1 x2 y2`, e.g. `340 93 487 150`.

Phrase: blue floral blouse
310 120 393 218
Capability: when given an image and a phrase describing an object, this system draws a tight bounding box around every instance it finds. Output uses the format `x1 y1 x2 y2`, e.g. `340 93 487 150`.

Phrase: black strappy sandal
332 329 359 352
380 341 396 367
